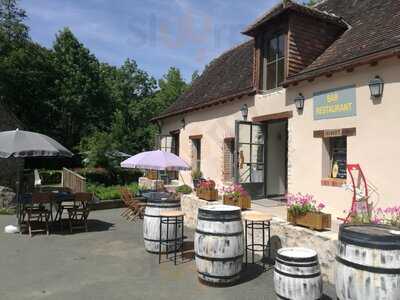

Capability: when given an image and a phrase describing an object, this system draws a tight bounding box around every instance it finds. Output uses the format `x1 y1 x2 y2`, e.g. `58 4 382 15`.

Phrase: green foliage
78 131 116 169
0 207 15 215
302 0 320 6
77 167 141 186
191 70 200 83
176 184 192 194
0 0 29 42
87 183 139 201
191 169 203 180
0 1 189 167
39 170 62 185
52 28 111 148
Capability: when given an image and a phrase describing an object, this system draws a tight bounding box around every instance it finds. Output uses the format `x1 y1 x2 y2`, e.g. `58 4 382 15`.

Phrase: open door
234 120 265 199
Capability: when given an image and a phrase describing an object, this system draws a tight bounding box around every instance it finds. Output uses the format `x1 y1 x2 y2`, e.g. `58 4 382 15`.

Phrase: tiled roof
154 40 255 120
157 0 400 119
242 0 347 36
285 0 400 83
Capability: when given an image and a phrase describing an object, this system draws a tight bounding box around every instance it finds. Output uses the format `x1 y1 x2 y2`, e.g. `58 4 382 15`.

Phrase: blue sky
21 0 277 82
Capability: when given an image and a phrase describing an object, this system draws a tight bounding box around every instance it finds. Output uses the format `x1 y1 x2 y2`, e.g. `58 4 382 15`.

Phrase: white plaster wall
162 56 400 216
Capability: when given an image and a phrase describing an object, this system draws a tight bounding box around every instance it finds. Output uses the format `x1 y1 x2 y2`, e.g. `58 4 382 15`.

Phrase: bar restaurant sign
313 85 356 120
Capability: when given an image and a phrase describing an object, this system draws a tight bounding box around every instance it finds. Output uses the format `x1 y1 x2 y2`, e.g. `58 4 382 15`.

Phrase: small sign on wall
313 85 356 120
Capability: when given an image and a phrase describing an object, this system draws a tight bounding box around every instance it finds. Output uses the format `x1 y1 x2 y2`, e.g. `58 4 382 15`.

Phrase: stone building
154 0 400 217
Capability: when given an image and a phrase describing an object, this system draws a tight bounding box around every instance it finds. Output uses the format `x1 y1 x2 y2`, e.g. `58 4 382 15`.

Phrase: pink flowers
372 205 400 227
222 183 249 199
286 193 326 216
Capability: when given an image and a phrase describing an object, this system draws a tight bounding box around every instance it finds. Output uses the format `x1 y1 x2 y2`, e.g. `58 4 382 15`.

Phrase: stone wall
180 194 337 284
181 194 220 228
0 186 16 209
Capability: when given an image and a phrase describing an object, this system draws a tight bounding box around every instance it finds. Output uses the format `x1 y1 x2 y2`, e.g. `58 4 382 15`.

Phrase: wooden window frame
262 31 287 91
314 128 355 187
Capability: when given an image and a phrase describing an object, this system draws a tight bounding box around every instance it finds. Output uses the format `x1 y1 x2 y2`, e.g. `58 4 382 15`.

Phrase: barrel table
143 196 182 253
336 224 400 300
274 247 322 300
194 205 244 286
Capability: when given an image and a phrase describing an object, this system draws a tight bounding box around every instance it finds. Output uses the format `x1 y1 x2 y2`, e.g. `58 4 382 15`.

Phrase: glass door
234 120 266 199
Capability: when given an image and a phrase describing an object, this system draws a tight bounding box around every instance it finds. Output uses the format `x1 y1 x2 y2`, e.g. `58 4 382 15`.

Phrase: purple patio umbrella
120 150 191 171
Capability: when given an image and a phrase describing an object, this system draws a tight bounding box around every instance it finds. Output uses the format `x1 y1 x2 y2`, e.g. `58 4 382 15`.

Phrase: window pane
330 137 347 179
278 34 285 58
252 125 264 144
266 62 277 90
251 164 264 183
277 59 285 86
239 164 251 183
251 145 264 164
267 37 277 61
239 123 251 144
239 144 251 164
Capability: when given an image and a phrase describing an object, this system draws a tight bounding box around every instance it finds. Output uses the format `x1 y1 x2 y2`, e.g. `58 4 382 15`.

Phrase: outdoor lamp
294 93 305 111
240 104 248 121
181 117 186 128
368 76 384 97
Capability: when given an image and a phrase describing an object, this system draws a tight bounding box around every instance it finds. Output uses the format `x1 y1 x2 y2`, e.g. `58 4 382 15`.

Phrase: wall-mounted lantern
294 93 305 111
181 117 186 128
368 76 384 98
240 104 248 121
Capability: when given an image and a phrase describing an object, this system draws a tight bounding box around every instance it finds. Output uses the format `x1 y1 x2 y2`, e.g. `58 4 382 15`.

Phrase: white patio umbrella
0 129 73 226
121 150 191 171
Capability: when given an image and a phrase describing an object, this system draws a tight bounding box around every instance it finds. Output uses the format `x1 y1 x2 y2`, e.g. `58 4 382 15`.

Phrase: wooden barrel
143 195 182 253
194 204 243 286
336 224 400 300
274 247 322 300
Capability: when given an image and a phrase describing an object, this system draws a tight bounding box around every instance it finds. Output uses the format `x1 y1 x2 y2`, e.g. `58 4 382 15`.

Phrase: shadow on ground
47 219 115 235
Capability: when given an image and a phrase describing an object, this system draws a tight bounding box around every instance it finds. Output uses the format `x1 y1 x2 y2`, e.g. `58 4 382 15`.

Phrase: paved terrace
0 208 335 300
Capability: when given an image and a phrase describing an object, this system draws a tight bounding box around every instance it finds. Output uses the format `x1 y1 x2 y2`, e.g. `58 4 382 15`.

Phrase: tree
152 67 188 115
0 0 57 136
52 28 111 148
303 0 320 6
191 70 200 83
0 0 28 42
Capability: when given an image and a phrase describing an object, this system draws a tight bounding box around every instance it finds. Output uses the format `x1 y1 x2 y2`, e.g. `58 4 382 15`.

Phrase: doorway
234 119 288 199
265 120 288 197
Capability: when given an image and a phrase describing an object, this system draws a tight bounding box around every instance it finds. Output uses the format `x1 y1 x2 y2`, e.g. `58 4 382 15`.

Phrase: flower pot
223 195 251 210
287 211 331 231
196 189 218 201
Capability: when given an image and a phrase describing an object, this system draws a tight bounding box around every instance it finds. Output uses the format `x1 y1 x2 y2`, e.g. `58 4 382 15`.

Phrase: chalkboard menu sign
330 137 347 179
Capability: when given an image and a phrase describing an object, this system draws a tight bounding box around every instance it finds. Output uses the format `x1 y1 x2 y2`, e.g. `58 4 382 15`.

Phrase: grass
87 183 139 201
0 208 15 215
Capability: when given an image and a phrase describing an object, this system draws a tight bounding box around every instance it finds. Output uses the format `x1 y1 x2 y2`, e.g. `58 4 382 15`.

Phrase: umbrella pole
15 159 21 228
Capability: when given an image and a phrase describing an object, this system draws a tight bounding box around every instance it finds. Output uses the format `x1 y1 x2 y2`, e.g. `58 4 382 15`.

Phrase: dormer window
263 33 285 90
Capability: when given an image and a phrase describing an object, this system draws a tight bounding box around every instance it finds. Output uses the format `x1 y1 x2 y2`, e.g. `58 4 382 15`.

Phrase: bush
39 170 62 185
87 183 139 201
176 185 192 194
76 167 142 186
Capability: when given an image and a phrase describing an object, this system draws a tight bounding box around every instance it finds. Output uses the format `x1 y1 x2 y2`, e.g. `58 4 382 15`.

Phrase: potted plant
191 169 203 189
222 183 251 210
287 193 331 231
196 179 218 201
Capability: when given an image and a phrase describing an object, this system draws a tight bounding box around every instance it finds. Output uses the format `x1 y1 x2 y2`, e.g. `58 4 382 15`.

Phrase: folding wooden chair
120 187 146 222
67 192 92 233
23 192 53 237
